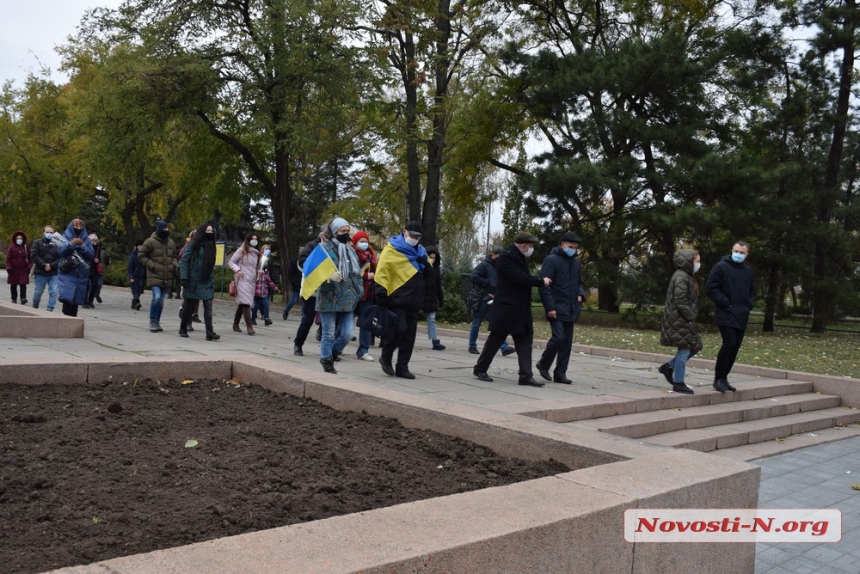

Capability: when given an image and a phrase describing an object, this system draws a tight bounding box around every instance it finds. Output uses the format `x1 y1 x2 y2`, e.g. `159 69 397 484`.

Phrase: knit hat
513 231 538 244
560 232 582 243
351 230 369 246
405 221 423 236
329 217 350 234
155 220 169 233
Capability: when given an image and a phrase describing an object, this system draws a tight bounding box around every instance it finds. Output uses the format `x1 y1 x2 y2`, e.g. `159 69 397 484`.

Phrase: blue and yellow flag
375 234 425 296
301 243 337 299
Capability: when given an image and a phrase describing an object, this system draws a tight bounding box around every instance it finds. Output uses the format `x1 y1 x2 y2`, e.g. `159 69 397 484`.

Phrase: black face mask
205 232 214 240
336 233 350 244
157 229 169 239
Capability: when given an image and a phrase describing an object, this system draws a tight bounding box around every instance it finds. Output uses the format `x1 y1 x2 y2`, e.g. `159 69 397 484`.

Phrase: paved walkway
2 281 858 573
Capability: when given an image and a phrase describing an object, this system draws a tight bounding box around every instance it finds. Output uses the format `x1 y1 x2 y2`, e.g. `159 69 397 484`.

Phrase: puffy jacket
421 246 444 313
660 249 702 350
57 222 94 305
179 244 215 301
538 246 585 323
138 232 177 289
706 255 755 329
31 236 59 276
229 247 260 306
6 230 31 285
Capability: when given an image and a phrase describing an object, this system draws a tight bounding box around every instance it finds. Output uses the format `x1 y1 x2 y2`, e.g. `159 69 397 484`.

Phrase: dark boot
206 331 220 341
233 307 243 332
432 339 446 350
321 357 337 374
242 307 255 335
149 320 159 332
658 363 673 385
179 327 188 338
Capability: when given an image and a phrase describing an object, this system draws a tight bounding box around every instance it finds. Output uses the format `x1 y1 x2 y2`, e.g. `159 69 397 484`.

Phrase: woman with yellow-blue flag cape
374 221 427 380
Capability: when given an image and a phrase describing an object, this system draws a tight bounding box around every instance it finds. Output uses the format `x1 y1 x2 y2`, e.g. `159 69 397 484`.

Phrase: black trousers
294 296 317 347
61 302 78 317
381 306 419 369
474 330 534 381
182 298 213 332
538 320 575 377
715 326 746 380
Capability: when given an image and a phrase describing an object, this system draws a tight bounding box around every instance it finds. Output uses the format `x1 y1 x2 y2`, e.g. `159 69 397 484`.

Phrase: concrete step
572 393 843 439
709 424 860 462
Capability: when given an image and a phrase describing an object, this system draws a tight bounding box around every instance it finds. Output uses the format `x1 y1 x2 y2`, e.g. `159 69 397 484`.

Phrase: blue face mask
263 249 271 257
44 232 53 240
564 247 577 257
731 253 746 263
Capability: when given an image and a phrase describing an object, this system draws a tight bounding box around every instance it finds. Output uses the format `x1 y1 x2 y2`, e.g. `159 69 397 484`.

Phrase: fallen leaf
185 439 198 448
181 379 195 385
227 378 240 386
853 483 860 491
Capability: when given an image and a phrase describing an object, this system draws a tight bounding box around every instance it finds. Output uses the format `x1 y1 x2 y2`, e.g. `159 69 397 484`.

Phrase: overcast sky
0 0 123 86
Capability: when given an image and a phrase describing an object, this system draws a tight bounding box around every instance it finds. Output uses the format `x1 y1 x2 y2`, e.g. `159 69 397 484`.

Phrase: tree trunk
762 262 780 332
401 32 422 225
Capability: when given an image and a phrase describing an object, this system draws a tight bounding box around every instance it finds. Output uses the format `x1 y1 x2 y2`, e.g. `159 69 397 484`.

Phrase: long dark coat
660 249 703 350
421 246 444 313
179 244 215 300
5 230 31 285
488 244 543 335
706 255 755 330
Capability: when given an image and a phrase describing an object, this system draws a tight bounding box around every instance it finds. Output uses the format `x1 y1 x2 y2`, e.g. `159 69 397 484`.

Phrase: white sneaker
359 354 374 361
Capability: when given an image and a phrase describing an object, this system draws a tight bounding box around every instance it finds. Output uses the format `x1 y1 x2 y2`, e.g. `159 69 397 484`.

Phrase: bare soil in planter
0 378 569 573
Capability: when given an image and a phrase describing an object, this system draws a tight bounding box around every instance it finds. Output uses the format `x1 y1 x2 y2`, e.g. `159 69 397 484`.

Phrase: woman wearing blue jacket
57 219 94 317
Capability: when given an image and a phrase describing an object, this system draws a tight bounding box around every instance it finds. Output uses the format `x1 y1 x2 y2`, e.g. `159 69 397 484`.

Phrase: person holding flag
374 221 427 379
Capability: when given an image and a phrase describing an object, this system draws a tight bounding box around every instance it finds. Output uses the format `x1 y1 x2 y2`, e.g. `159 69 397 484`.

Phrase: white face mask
694 262 701 273
357 241 369 251
16 238 23 245
250 239 258 247
405 236 419 247
524 247 534 257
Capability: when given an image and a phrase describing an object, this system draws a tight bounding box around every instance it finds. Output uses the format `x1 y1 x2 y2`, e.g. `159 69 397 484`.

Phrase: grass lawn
442 308 860 379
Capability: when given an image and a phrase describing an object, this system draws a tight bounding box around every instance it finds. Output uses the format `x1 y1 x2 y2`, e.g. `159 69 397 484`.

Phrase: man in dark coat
536 232 586 384
472 231 551 387
467 246 513 356
706 241 755 393
31 225 59 311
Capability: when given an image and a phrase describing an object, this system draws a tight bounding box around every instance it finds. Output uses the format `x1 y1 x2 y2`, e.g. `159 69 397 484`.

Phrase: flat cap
561 231 582 243
513 231 539 244
405 221 423 236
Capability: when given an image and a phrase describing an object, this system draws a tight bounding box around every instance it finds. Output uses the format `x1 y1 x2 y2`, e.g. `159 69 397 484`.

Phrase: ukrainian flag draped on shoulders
300 243 338 299
375 234 427 298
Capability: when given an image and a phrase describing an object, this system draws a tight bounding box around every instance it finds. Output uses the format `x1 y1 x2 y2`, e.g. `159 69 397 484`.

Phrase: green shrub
438 271 469 323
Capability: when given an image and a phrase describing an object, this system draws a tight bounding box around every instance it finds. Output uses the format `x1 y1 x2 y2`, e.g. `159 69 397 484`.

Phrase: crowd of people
4 216 754 392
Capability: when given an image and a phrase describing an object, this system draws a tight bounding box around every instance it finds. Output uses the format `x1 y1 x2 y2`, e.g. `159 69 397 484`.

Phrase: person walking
178 222 220 341
176 230 201 326
657 249 702 395
292 232 323 355
252 264 279 326
472 231 551 387
422 245 446 350
352 230 377 361
706 241 755 393
83 234 109 308
127 239 146 310
374 221 427 379
137 220 177 332
316 218 362 373
228 231 261 335
536 232 585 385
30 225 59 312
6 230 31 305
467 246 514 356
57 219 94 317
281 255 303 320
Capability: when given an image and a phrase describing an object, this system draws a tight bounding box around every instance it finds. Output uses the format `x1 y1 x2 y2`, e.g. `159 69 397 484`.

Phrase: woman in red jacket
6 230 32 305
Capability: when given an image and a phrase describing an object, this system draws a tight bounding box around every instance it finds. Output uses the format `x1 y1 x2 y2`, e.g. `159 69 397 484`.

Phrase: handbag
96 263 104 274
229 279 238 297
361 305 399 338
58 257 78 273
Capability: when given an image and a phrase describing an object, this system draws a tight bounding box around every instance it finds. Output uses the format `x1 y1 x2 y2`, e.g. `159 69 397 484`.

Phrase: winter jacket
89 243 110 277
538 246 585 323
660 249 703 350
127 248 147 282
287 258 303 291
255 271 278 299
488 244 543 335
179 244 215 301
31 235 59 276
352 234 378 302
374 234 427 311
57 222 94 305
138 232 177 289
6 230 32 285
316 239 362 313
421 246 444 313
228 247 260 306
706 255 755 330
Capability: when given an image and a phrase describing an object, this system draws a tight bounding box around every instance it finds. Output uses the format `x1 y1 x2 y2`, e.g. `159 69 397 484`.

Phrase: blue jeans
468 303 509 351
320 310 355 360
356 300 373 357
32 274 59 311
282 290 300 315
668 348 698 383
252 296 270 320
149 285 166 321
426 311 438 340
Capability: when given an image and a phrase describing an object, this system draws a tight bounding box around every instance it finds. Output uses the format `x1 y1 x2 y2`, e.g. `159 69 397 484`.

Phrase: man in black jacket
467 246 513 356
536 232 585 384
472 231 551 387
31 225 59 311
293 234 322 356
706 241 755 392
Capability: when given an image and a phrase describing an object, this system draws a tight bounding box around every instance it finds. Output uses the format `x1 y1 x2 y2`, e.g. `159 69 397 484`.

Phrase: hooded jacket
421 246 444 313
57 222 94 305
538 245 585 323
352 231 377 302
706 254 755 330
660 249 702 350
5 230 31 285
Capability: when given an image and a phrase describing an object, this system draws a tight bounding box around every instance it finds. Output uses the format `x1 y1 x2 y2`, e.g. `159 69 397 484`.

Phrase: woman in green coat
179 222 219 341
658 249 702 394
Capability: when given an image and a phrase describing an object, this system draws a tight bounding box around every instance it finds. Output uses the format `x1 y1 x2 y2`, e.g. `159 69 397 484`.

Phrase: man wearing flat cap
536 232 586 384
473 231 551 387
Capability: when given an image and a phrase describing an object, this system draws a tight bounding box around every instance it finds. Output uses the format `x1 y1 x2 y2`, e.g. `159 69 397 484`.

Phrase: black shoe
672 382 694 394
474 371 493 382
134 303 142 310
468 347 479 355
95 295 102 304
332 350 342 362
282 311 289 320
713 378 730 393
264 318 272 326
553 376 573 384
156 322 163 332
537 365 551 381
502 347 516 356
294 345 303 356
192 314 202 323
519 377 545 387
724 380 737 392
82 303 93 309
321 357 337 374
186 324 194 332
251 318 257 325
395 368 415 380
658 363 674 385
379 358 394 376
179 329 189 338
21 298 28 305
206 331 220 341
